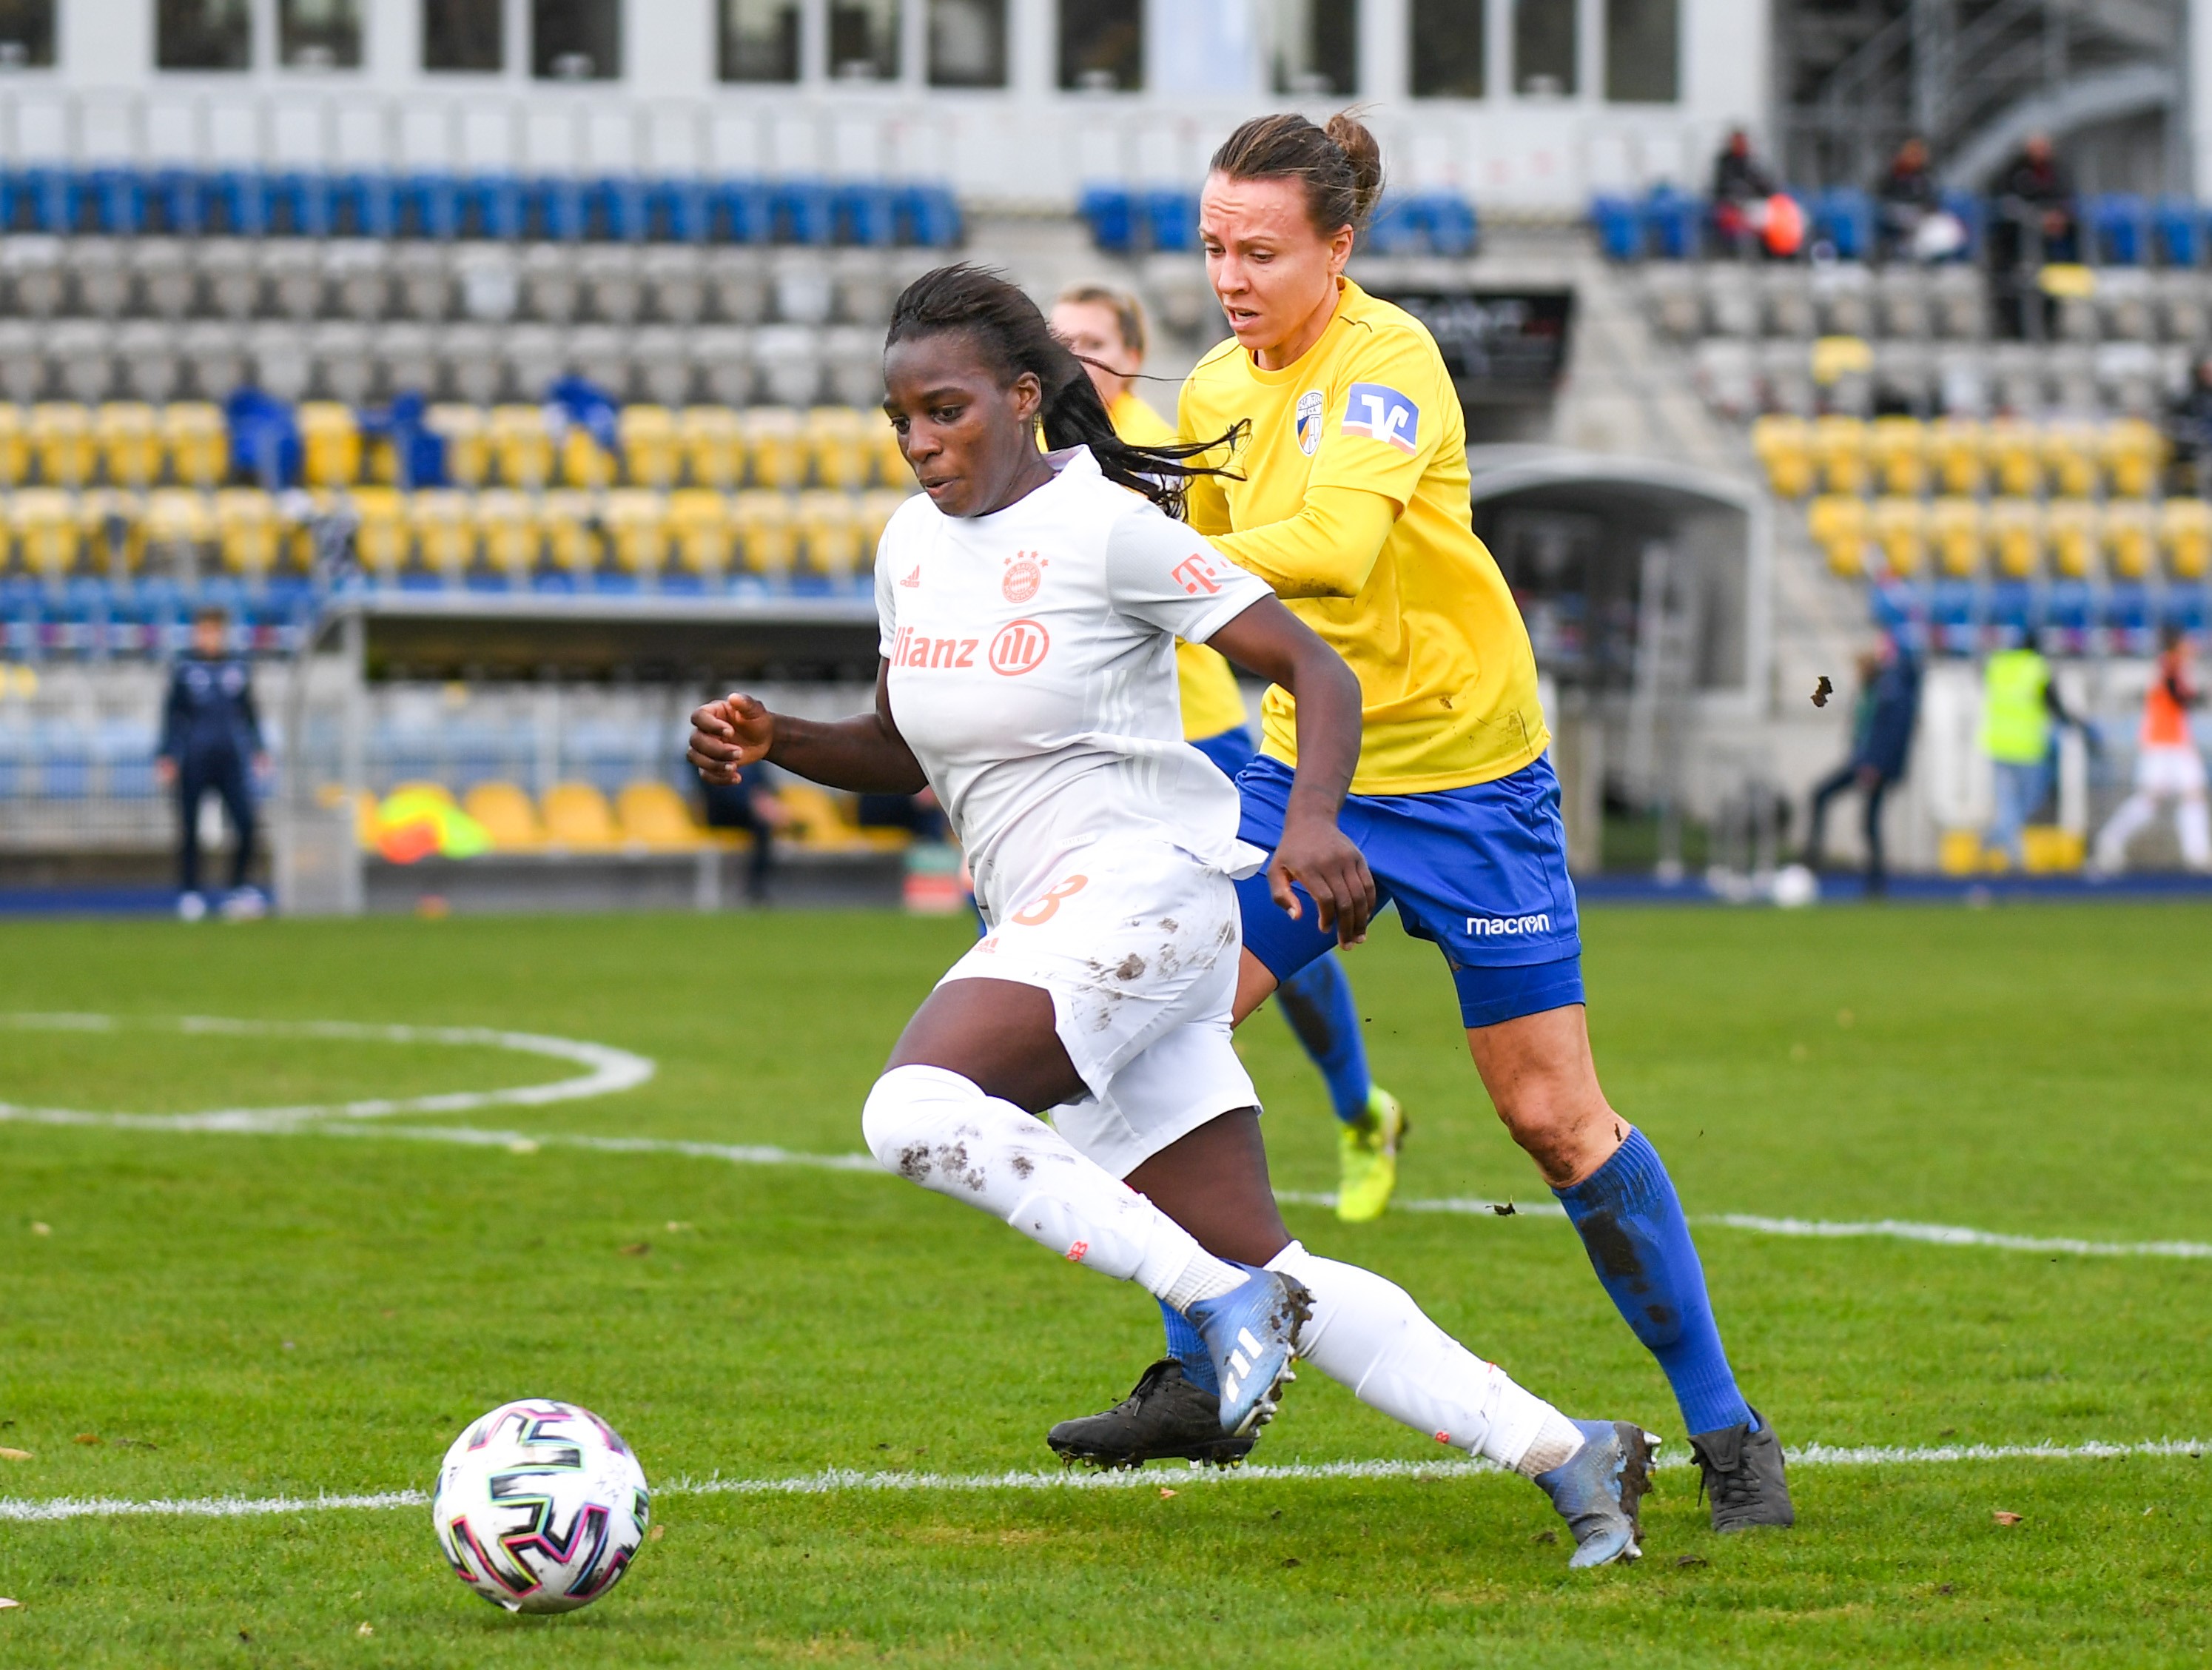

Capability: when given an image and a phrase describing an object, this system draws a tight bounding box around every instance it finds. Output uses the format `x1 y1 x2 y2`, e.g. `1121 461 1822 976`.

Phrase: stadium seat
605 489 668 579
1988 498 2042 579
78 487 144 572
559 420 618 491
426 403 488 487
733 489 796 576
1931 497 1985 577
679 404 744 489
348 485 410 580
298 401 362 488
806 405 870 489
474 489 539 583
742 406 805 489
1868 415 1927 496
695 326 753 406
410 489 474 579
0 405 25 486
163 402 226 488
29 402 93 488
94 402 161 489
873 415 907 489
2045 499 2098 578
539 490 600 583
773 782 872 850
464 780 545 849
2040 424 2100 499
669 488 735 580
631 326 693 407
144 486 213 568
13 486 79 578
488 404 554 489
616 780 705 849
2102 418 2168 500
858 486 910 554
214 488 280 579
618 403 679 489
1749 414 1812 497
796 489 863 579
541 781 621 849
1807 494 1868 577
2102 500 2155 580
1984 421 2041 497
1869 497 1926 577
1929 417 1985 494
753 325 823 407
2159 497 2212 580
1812 415 1869 494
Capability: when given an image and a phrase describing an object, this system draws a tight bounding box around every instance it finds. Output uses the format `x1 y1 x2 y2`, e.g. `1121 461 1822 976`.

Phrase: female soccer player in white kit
688 266 1654 1567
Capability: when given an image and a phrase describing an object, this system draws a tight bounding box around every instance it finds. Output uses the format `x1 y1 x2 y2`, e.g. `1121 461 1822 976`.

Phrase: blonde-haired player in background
1051 284 1407 1227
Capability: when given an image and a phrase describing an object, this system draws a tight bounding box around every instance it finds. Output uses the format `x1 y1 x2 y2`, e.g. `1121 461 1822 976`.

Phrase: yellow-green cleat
1335 1086 1407 1223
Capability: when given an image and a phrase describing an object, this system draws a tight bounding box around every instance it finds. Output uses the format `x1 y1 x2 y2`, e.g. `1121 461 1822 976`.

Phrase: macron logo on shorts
1466 913 1552 938
1342 383 1420 455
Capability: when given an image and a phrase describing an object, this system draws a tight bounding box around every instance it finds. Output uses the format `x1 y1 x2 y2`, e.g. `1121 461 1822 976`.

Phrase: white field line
3 1438 2203 1523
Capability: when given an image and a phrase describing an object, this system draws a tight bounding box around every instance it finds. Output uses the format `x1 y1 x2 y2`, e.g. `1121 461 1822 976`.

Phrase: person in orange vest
2093 626 2209 873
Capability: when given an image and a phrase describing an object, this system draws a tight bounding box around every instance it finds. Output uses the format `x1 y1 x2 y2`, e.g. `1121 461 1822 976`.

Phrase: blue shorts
1234 753 1585 1030
1190 725 1259 779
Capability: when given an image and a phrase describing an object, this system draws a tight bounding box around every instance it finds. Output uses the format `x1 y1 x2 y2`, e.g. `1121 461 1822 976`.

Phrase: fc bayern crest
1294 389 1325 456
1002 554 1043 603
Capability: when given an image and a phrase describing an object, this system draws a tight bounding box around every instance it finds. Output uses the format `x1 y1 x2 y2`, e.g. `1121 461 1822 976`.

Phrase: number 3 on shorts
1010 875 1089 926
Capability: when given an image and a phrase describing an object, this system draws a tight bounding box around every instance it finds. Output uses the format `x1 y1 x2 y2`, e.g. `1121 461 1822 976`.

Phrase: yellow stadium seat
678 405 744 489
1806 494 1868 577
0 404 26 487
2045 499 2097 579
77 489 145 572
618 404 679 489
1929 497 1985 577
95 403 162 489
2104 500 2155 580
1984 420 2041 497
1868 416 1927 497
1869 497 1925 577
605 489 669 577
347 485 410 580
29 402 93 488
2101 419 2167 500
2159 497 2212 580
427 403 489 489
858 486 912 554
474 489 539 582
1929 418 1985 496
669 489 735 578
2040 423 2100 499
144 487 213 566
539 489 600 580
1749 415 1813 499
559 422 617 491
1811 415 1868 495
353 788 381 851
796 489 863 580
773 782 871 851
12 486 79 578
161 403 226 489
616 780 706 850
734 489 796 576
297 401 361 489
1810 335 1872 388
488 404 554 489
806 406 870 489
872 410 907 488
1987 498 2042 579
214 487 280 579
388 779 457 806
409 489 475 577
742 406 805 489
541 781 622 850
462 781 545 850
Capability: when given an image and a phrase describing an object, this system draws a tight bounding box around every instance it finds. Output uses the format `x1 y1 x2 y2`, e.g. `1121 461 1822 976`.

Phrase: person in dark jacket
1805 634 1921 893
155 606 268 920
1989 133 2076 337
1875 135 1942 260
1710 128 1778 258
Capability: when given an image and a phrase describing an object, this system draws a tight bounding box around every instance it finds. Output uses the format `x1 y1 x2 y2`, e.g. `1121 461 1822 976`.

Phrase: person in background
1805 631 1920 893
1874 135 1943 261
1989 133 2075 338
1050 283 1408 1224
1710 127 1778 258
2165 354 2212 500
1979 637 2084 870
2093 626 2209 874
699 765 794 904
155 605 268 922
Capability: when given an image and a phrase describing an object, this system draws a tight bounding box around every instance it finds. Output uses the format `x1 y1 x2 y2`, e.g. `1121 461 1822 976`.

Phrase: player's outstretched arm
1207 597 1374 944
687 663 929 795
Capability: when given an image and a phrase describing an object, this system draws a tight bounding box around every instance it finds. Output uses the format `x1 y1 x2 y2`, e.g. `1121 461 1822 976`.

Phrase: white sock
2096 793 2157 868
1265 1241 1584 1477
861 1064 1244 1309
2180 797 2211 868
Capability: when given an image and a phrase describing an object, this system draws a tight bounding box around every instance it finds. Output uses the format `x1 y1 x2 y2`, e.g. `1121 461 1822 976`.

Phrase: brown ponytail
1210 109 1385 238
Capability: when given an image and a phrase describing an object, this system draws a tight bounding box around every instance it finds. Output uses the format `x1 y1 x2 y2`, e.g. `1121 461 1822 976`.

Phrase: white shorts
2135 744 2208 797
938 836 1260 1178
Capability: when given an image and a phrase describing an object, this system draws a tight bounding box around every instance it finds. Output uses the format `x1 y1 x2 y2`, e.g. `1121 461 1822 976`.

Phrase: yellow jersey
1107 389 1251 742
1178 278 1547 794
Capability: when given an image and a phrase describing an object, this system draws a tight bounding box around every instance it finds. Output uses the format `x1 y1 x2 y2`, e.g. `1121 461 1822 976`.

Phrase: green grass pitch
0 902 2207 1666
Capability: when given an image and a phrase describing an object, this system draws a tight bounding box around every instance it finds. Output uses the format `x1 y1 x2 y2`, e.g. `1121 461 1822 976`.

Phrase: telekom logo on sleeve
989 618 1050 675
1171 554 1223 595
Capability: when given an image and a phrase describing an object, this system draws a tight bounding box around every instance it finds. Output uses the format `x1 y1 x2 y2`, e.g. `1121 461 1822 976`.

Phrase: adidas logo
898 565 921 588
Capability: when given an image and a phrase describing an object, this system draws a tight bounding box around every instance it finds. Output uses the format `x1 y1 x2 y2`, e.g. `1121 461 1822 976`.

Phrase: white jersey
875 446 1274 924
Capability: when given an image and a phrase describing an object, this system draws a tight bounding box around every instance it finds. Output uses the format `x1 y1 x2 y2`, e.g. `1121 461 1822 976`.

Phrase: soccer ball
1771 863 1821 909
432 1400 650 1614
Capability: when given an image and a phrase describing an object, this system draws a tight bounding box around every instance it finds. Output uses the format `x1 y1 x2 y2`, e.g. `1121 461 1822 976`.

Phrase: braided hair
884 264 1240 519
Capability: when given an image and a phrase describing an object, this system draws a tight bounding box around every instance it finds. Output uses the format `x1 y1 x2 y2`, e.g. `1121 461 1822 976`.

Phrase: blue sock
1553 1128 1755 1438
1274 953 1371 1124
1159 1300 1217 1394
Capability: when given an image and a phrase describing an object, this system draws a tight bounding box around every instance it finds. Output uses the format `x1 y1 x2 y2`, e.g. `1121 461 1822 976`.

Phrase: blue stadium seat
2088 193 2149 266
524 175 586 241
709 178 771 244
1937 190 1984 260
399 172 460 239
1643 187 1701 260
151 167 206 234
269 170 333 237
1418 192 1479 257
1365 194 1422 255
1813 187 1872 261
1930 577 1981 653
88 167 145 234
2162 584 2208 634
207 168 271 235
2155 195 2202 268
833 182 896 247
1140 189 1198 252
1987 578 2036 637
646 177 708 243
16 164 82 232
333 171 398 238
1080 186 1134 254
896 183 962 247
771 179 834 245
585 175 645 242
1590 195 1640 262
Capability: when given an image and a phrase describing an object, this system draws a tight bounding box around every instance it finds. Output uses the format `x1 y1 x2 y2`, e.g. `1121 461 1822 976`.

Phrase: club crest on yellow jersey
1294 389 1325 456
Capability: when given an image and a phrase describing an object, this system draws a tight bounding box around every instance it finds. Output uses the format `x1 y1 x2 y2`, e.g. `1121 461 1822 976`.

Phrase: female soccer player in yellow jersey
1051 284 1408 1224
1053 113 1792 1535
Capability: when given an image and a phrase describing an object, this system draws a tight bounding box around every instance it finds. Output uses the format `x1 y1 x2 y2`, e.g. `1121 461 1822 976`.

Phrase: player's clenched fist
687 694 776 784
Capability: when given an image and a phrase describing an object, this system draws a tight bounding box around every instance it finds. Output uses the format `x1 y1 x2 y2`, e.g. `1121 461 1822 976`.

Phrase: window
719 0 798 81
1604 0 1675 101
830 0 898 81
157 0 251 70
0 1 56 68
424 0 502 71
1513 0 1574 95
533 0 619 80
280 0 360 68
1060 0 1140 91
1265 0 1357 96
1411 0 1483 98
929 0 1004 87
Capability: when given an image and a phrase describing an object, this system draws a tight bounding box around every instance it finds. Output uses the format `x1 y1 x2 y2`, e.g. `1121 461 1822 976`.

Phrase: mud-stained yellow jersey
1177 278 1547 794
1105 391 1251 742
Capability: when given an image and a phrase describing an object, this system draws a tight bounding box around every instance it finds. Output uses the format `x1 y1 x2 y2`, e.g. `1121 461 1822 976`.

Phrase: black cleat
1046 1360 1259 1470
1690 1408 1795 1532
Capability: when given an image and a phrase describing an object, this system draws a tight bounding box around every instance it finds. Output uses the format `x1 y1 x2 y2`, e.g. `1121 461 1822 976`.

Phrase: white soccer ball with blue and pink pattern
432 1399 651 1614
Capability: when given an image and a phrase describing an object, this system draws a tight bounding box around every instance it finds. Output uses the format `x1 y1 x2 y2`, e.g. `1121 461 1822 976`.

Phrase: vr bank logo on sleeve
1342 383 1420 454
1466 913 1552 937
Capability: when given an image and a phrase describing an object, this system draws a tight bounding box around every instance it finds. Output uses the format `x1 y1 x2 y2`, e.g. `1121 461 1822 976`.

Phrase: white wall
0 0 1773 210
